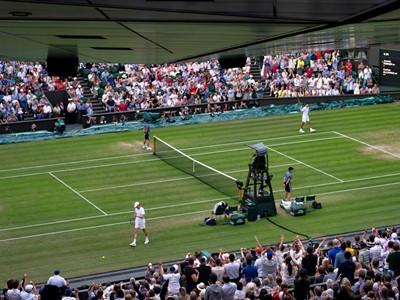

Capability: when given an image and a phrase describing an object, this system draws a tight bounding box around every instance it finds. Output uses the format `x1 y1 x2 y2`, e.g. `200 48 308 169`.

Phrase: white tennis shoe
299 129 305 133
144 237 149 244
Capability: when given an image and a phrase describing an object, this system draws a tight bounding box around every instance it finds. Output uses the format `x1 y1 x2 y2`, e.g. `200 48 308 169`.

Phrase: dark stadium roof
0 0 399 64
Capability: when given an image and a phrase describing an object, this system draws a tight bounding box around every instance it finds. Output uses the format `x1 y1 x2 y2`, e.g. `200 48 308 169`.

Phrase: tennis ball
102 256 106 259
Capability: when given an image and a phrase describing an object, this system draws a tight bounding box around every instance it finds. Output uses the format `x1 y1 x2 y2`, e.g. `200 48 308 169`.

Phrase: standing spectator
261 250 278 280
18 89 28 113
21 283 39 300
211 258 225 283
281 255 297 288
386 242 400 277
328 239 341 266
345 73 354 94
204 273 222 300
345 59 353 75
197 257 212 286
241 258 257 284
159 263 181 296
370 237 383 268
6 278 22 300
223 254 241 283
302 245 318 279
335 251 356 284
184 258 199 294
358 242 370 269
293 269 310 300
221 276 236 300
334 243 349 269
255 80 264 99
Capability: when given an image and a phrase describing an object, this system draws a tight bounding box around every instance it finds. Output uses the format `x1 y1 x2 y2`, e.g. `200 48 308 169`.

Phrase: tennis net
153 136 240 200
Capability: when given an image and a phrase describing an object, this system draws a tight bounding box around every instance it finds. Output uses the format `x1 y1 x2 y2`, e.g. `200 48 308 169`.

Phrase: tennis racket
130 217 135 225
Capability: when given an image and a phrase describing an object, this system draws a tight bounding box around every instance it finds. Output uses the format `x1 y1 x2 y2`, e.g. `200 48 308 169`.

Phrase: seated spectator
42 101 53 118
35 104 45 119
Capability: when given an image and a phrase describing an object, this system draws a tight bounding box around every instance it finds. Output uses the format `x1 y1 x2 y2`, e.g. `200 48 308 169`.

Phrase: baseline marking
334 131 400 159
49 172 107 216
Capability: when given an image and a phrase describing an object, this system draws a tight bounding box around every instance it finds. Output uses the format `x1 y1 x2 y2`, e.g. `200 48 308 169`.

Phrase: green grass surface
1 103 399 285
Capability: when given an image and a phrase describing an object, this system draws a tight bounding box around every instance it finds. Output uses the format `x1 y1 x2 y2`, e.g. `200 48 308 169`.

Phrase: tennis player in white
299 103 316 133
130 201 149 247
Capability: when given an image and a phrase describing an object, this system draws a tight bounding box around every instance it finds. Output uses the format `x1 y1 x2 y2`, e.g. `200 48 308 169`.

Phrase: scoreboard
379 49 400 85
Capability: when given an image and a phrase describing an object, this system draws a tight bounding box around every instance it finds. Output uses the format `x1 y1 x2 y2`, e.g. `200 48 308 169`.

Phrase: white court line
317 181 400 196
0 153 146 174
0 196 229 233
80 176 194 193
0 209 211 242
79 163 301 193
334 131 400 159
189 136 341 158
1 180 400 243
0 136 340 182
0 131 336 175
0 157 159 181
49 172 107 216
273 171 400 193
268 147 345 182
183 131 336 151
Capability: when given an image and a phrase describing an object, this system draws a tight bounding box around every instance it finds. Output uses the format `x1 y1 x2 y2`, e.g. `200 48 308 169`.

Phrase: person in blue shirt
283 167 294 201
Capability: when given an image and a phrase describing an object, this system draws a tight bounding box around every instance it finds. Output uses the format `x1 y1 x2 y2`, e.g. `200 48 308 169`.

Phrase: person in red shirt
345 59 353 75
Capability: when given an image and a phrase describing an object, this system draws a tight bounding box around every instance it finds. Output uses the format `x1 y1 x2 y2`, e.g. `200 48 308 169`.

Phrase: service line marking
49 172 107 215
267 147 344 182
1 180 399 243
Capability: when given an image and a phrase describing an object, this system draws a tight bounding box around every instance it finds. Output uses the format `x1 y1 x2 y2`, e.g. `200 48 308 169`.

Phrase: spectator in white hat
158 262 181 296
21 282 39 300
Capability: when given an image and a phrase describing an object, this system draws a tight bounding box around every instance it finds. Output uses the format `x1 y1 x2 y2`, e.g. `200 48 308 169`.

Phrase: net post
153 136 157 154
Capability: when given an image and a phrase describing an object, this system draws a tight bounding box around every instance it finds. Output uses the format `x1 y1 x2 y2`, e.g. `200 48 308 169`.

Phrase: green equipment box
231 213 246 225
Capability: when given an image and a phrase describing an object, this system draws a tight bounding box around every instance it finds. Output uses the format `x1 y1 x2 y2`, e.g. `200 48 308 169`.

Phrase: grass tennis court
1 103 399 286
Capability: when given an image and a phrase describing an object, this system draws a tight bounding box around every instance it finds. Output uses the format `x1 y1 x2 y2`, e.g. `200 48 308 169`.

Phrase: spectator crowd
0 50 381 128
3 227 400 300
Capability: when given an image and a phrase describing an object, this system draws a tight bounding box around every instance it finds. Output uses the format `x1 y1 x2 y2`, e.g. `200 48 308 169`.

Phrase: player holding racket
130 201 149 247
299 102 316 133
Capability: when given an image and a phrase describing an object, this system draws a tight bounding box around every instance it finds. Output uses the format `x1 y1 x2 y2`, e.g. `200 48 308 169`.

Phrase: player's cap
288 166 294 171
134 201 140 208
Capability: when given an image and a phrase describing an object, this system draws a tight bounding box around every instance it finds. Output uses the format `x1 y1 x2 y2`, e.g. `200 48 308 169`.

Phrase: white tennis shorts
135 218 146 229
